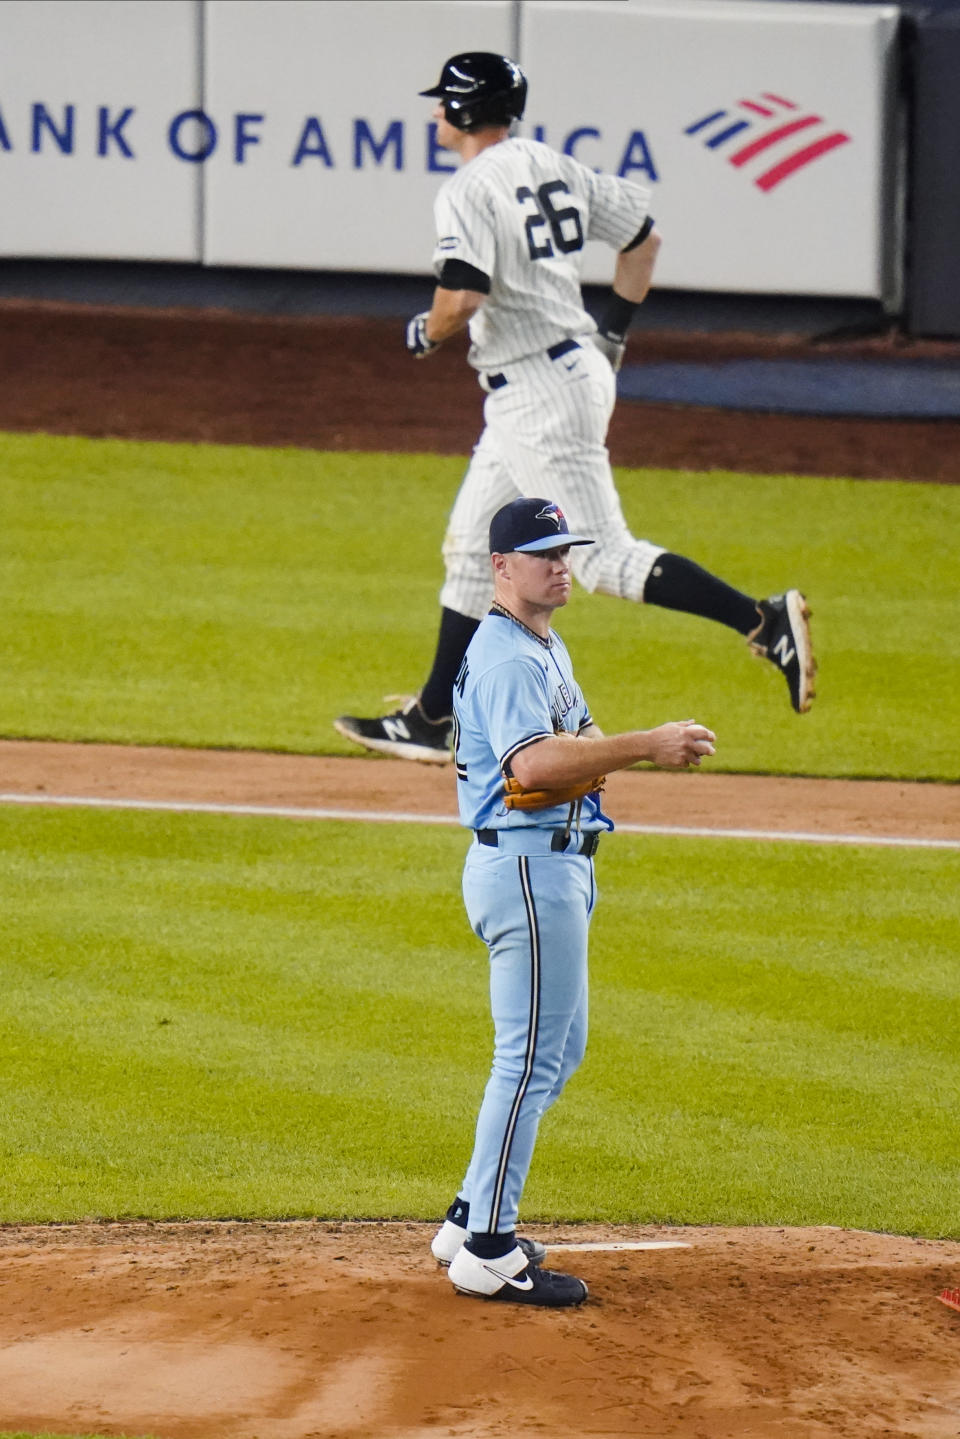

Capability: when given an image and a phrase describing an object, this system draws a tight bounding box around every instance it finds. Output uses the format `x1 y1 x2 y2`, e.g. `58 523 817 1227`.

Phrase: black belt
547 338 581 361
486 338 580 391
475 828 600 857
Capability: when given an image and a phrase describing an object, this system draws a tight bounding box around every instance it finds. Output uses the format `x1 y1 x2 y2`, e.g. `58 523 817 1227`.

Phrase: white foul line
0 792 458 825
0 791 957 851
618 820 959 850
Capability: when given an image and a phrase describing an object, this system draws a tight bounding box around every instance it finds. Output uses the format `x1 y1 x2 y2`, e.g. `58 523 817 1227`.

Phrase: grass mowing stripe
3 430 959 778
534 1108 960 1232
1 806 957 1232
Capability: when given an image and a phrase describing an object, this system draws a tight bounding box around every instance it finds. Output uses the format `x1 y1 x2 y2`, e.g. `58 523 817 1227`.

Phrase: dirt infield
2 738 958 844
0 743 957 1439
2 299 960 1437
2 1221 960 1439
2 300 960 481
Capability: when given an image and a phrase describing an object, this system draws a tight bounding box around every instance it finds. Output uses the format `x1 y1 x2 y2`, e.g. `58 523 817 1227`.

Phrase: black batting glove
594 291 638 373
406 312 439 358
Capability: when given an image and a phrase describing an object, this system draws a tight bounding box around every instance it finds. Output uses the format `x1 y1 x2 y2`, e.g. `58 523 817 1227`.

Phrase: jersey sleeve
431 177 496 282
472 656 554 774
572 161 652 252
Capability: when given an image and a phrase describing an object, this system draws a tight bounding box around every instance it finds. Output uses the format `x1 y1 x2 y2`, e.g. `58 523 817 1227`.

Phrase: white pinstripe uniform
435 137 665 619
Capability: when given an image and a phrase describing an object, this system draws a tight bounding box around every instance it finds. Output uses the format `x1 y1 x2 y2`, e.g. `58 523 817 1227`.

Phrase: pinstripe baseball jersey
453 608 610 833
433 138 651 370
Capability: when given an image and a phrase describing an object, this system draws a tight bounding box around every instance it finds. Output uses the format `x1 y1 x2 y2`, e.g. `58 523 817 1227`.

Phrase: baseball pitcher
431 496 716 1305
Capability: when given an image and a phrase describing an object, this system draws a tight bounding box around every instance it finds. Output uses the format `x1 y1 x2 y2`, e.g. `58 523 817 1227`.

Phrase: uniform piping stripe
500 732 553 771
486 855 541 1232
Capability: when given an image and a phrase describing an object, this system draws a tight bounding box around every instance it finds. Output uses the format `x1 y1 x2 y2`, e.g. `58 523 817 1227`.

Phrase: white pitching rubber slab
549 1241 691 1252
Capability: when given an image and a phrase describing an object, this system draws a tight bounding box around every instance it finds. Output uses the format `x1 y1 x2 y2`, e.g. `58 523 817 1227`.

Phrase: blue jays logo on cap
488 496 595 554
535 502 564 530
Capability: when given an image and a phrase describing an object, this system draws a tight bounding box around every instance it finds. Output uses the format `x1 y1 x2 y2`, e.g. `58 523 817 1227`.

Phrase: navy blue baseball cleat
334 696 454 764
748 589 816 713
448 1244 588 1307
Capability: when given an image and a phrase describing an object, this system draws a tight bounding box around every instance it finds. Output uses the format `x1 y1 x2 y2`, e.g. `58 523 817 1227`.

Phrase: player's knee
563 1031 588 1077
493 1049 567 1099
440 548 494 620
552 1035 587 1095
572 536 664 603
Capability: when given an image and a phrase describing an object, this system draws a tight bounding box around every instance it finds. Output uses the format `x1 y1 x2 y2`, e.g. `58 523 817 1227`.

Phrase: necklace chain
490 601 552 649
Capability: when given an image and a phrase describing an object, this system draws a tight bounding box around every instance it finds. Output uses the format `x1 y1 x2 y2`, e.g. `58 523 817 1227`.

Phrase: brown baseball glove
502 774 606 812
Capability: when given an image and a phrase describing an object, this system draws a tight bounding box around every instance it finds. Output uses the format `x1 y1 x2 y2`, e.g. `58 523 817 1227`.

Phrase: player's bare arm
406 288 486 356
425 285 487 345
593 223 662 371
406 263 489 356
510 720 716 790
613 225 662 305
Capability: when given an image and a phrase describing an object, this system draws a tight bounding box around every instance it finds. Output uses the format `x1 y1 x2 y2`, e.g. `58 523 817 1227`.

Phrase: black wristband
597 291 638 343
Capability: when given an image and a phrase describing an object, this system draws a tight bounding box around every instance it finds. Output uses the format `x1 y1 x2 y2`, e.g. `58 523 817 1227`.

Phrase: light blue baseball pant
458 843 598 1236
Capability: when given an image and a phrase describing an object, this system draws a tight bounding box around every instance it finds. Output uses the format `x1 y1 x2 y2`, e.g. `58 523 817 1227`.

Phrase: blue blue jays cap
489 498 594 555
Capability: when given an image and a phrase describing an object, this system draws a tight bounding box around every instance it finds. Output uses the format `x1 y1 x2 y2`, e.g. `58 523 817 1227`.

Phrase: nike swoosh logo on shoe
483 1264 534 1291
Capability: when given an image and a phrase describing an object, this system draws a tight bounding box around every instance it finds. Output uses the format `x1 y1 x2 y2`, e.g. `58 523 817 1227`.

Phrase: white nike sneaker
448 1244 588 1307
431 1220 547 1268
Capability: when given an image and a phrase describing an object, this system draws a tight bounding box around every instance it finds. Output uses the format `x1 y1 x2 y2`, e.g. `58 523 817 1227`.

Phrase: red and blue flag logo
685 93 850 192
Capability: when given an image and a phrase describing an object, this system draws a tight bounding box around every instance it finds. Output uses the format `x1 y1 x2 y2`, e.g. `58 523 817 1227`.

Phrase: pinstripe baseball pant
458 844 597 1235
440 340 664 619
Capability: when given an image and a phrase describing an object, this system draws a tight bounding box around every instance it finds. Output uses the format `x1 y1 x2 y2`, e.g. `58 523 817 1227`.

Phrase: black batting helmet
420 52 527 132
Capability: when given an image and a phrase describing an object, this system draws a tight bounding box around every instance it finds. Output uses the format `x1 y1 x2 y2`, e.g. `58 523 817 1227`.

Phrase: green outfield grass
2 430 958 778
3 804 957 1236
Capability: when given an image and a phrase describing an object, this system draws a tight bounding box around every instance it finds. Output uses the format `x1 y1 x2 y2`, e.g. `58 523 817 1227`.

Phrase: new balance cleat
448 1244 587 1307
333 695 454 764
748 590 817 714
431 1219 547 1267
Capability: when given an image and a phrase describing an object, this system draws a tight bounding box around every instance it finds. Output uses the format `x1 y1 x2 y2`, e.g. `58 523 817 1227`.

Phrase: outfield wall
0 0 901 302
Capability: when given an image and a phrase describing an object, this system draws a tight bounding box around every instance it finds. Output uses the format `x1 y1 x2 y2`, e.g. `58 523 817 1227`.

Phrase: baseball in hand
685 720 716 760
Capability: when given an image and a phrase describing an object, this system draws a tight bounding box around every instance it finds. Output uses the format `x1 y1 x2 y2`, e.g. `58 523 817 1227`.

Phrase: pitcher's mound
2 1220 960 1438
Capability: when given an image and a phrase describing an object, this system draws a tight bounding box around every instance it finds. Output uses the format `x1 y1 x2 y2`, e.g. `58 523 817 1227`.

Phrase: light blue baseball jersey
453 609 612 833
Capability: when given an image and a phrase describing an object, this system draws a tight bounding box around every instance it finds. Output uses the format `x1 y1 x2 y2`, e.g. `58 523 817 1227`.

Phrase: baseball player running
335 52 814 766
431 495 716 1306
